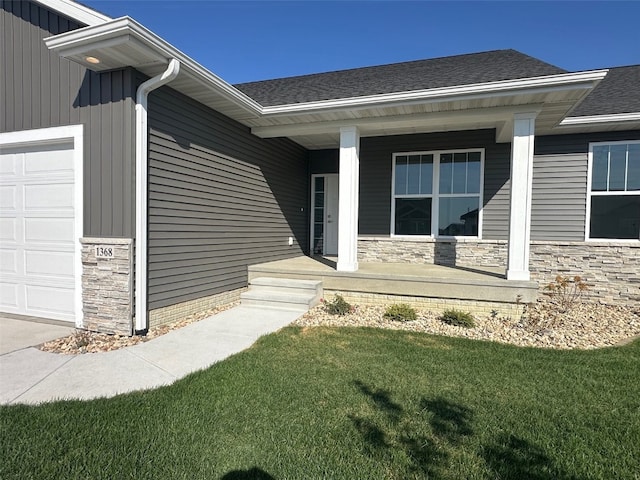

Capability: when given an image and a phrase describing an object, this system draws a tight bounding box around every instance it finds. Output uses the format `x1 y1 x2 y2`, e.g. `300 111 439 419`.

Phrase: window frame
585 140 640 242
391 148 485 239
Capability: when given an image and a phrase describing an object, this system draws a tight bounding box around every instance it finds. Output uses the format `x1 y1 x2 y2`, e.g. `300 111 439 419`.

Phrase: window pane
452 153 467 193
467 157 481 194
395 198 432 235
420 154 433 194
590 195 640 239
627 144 640 190
609 144 627 191
407 155 421 194
440 153 453 194
314 192 324 206
395 156 407 195
314 176 324 192
438 197 479 236
592 145 608 191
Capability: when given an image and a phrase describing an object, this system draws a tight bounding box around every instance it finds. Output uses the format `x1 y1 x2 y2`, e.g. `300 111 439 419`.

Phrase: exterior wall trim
0 125 84 327
33 0 110 26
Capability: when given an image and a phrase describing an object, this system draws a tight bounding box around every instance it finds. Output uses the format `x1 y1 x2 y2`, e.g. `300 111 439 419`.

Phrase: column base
506 269 530 281
337 261 359 272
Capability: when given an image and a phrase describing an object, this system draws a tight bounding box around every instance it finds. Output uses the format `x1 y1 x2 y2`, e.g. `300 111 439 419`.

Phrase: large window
588 141 640 240
392 150 483 237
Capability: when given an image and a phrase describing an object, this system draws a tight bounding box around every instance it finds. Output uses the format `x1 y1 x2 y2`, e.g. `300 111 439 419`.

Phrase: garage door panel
24 183 74 210
25 284 74 319
0 154 17 175
0 218 17 242
25 250 75 278
0 249 18 274
0 185 17 209
25 218 75 244
0 282 19 308
24 147 74 175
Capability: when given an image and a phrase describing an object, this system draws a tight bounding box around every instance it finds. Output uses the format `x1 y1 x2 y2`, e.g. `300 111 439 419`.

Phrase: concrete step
240 277 323 312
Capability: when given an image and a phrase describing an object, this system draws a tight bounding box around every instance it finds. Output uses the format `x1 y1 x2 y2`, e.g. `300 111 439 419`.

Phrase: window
588 141 640 240
392 150 483 237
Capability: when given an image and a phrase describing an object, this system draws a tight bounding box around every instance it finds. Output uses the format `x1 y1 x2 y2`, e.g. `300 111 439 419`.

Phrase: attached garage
0 126 83 325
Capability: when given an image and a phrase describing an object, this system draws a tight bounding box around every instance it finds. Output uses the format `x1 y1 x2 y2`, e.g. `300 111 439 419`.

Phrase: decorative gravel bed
294 301 640 350
41 300 639 354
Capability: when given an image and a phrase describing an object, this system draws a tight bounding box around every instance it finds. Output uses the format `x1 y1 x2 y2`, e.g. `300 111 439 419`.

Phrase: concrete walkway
0 306 303 405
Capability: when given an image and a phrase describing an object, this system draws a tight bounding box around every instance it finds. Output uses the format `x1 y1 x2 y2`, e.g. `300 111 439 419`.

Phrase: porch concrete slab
0 316 75 355
0 348 74 404
11 349 176 405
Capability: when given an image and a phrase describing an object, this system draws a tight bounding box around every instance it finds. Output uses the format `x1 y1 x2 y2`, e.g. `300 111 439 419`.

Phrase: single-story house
1 0 638 335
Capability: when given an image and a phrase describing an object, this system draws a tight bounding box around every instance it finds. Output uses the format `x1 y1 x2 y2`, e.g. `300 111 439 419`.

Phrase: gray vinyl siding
147 87 309 310
531 154 588 241
358 129 511 238
1 0 136 238
535 131 640 155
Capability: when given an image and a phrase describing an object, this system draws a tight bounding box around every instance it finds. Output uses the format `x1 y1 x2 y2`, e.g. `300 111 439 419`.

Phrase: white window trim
390 148 484 239
585 140 640 242
0 125 85 326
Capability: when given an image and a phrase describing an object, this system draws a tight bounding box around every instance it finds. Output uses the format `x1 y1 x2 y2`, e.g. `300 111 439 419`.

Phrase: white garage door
0 141 78 322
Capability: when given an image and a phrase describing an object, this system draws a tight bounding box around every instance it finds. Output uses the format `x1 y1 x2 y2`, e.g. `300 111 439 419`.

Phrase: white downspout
135 59 180 333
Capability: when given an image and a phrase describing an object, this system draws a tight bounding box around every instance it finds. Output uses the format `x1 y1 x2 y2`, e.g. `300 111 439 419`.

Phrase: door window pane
395 198 432 235
438 197 479 236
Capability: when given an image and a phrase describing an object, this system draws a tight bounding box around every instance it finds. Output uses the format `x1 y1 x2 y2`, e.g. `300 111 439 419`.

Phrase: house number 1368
95 246 114 258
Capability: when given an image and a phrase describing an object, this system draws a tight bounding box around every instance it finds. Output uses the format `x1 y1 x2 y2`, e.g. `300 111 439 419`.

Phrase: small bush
543 275 589 313
383 304 417 322
324 295 352 316
441 309 475 328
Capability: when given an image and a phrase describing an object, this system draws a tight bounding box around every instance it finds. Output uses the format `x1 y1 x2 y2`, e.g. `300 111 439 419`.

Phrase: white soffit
34 0 110 26
44 15 610 147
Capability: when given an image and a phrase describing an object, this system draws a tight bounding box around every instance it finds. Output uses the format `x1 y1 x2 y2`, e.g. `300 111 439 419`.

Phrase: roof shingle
568 65 640 117
234 49 567 107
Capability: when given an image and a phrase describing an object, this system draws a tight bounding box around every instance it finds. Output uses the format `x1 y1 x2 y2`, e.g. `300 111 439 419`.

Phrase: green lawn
1 327 639 479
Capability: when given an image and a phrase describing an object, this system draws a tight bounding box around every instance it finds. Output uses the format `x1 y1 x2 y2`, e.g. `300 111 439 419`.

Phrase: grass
1 327 639 479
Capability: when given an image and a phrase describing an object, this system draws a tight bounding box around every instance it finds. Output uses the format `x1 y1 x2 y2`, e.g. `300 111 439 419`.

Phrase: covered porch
248 256 538 307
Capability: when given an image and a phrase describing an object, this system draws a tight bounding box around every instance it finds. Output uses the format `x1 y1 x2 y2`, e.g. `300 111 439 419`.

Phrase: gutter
135 59 180 334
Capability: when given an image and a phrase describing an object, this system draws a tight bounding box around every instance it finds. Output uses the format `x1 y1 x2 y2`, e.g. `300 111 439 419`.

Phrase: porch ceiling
45 17 608 150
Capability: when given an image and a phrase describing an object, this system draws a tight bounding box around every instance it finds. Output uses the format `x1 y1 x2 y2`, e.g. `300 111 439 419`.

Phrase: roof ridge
235 49 528 87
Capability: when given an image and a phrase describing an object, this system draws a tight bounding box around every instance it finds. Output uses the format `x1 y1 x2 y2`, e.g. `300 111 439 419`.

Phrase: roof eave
44 16 263 118
33 0 110 26
559 112 640 126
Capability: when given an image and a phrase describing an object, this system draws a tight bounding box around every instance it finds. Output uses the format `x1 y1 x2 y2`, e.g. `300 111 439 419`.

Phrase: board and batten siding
530 153 587 241
358 129 511 239
147 87 309 310
1 0 136 238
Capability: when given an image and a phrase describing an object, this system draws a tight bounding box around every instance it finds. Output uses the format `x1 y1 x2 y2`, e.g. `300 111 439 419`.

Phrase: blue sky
84 1 640 84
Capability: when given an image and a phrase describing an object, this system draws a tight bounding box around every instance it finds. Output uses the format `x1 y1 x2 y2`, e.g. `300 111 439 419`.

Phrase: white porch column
337 126 360 272
506 112 537 281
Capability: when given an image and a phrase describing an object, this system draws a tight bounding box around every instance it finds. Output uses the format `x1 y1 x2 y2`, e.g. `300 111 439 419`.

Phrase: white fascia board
34 0 110 26
560 112 640 126
44 17 263 117
261 70 609 116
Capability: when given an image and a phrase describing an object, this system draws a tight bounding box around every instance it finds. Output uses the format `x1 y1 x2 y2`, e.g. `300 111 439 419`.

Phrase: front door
311 174 339 256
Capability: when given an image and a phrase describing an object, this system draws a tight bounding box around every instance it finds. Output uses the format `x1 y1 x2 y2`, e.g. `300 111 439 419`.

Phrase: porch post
506 112 537 281
337 126 360 272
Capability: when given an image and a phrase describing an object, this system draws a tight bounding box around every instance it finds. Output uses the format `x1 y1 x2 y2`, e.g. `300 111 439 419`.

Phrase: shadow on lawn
221 467 275 480
350 380 576 479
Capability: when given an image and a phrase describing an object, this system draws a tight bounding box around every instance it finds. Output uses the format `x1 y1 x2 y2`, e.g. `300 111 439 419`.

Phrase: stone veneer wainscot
358 237 639 305
80 238 133 335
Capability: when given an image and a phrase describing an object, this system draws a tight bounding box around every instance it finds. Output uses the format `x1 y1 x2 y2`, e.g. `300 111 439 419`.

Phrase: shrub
324 295 352 316
383 304 417 322
441 309 475 328
543 275 589 313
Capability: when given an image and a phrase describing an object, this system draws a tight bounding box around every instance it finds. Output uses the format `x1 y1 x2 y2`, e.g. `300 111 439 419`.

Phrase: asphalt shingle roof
235 49 567 107
568 65 640 117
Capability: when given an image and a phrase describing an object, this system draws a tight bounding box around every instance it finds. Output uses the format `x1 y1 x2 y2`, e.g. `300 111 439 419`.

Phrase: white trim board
0 125 85 327
33 0 110 26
